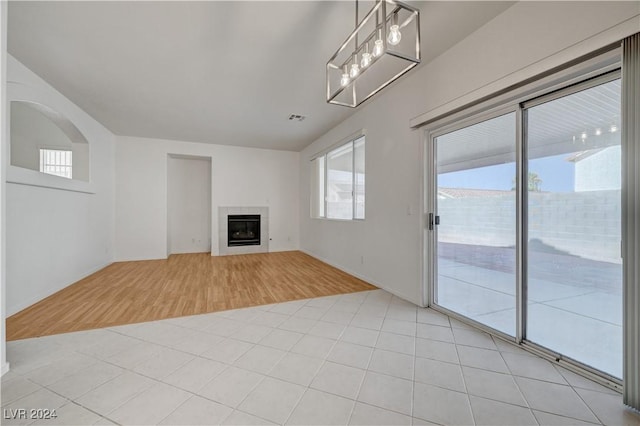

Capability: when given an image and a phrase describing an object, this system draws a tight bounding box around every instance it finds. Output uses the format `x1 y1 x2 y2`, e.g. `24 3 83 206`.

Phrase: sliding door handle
428 213 440 231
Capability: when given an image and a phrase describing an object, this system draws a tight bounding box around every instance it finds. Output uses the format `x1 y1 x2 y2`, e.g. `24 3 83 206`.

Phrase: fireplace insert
228 214 261 247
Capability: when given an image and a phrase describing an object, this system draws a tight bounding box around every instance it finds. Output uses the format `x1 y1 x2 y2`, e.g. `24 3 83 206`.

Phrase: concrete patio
437 243 622 378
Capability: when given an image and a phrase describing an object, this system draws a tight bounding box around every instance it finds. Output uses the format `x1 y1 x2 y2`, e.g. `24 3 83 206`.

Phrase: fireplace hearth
228 214 261 247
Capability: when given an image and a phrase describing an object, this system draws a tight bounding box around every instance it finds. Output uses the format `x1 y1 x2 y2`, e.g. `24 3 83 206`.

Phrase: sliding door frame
426 104 520 346
519 69 622 388
515 106 526 345
423 48 624 389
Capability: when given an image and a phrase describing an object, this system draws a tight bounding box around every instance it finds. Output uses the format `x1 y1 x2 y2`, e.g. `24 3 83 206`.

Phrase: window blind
622 31 640 411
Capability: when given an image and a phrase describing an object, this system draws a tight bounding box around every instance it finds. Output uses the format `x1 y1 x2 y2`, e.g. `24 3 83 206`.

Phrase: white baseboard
7 261 113 316
1 362 10 376
300 248 424 307
114 255 168 262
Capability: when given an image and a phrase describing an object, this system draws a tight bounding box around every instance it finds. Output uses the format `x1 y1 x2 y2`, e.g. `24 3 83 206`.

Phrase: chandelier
326 0 420 108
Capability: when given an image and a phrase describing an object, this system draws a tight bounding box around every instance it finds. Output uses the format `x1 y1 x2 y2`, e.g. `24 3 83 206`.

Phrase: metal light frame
326 0 420 108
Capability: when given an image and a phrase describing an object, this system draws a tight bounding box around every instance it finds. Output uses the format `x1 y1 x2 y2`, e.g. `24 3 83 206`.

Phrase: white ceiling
8 1 514 151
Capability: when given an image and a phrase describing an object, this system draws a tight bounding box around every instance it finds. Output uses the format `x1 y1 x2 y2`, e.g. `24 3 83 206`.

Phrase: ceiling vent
288 114 306 122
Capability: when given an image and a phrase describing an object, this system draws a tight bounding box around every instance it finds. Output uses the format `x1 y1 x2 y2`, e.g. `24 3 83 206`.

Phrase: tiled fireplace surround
218 207 269 256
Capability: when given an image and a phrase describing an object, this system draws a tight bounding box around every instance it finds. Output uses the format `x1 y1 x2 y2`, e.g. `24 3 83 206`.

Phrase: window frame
310 131 365 221
39 147 73 179
7 83 95 194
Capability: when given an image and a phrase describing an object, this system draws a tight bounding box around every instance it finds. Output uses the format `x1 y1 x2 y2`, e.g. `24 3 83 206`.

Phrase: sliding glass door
525 78 622 378
434 112 517 336
429 73 622 379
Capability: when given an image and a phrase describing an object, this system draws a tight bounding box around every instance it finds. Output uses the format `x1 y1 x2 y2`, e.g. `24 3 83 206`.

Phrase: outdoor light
326 0 421 107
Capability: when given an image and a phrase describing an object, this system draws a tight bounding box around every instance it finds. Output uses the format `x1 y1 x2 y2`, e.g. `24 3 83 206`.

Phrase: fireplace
219 207 268 255
228 214 261 247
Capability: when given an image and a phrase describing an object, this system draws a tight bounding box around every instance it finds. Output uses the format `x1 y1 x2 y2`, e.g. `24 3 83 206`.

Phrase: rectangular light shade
326 0 420 108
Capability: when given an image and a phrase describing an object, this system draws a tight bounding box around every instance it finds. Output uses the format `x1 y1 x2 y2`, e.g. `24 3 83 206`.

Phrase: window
354 137 365 219
311 135 365 220
39 148 72 179
327 143 353 219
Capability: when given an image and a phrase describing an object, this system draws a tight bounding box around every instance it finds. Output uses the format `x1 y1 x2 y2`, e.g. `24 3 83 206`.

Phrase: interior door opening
167 155 212 255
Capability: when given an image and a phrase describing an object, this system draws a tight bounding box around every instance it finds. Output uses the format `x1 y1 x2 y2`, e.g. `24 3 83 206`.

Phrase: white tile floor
2 289 639 425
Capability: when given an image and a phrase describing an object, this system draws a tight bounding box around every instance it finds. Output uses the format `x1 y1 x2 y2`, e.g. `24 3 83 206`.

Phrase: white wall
168 156 212 254
5 56 115 316
1 0 8 375
299 2 640 306
575 146 622 192
115 136 299 261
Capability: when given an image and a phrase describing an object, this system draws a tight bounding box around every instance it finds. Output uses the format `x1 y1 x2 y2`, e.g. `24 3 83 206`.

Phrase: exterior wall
575 146 622 192
438 190 621 263
438 195 516 248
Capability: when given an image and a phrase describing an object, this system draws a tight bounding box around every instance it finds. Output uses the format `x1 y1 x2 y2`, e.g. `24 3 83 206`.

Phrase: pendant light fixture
326 0 420 108
387 13 402 46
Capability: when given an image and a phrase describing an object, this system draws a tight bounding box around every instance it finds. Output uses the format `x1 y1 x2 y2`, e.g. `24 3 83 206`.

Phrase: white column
0 0 9 376
622 32 640 411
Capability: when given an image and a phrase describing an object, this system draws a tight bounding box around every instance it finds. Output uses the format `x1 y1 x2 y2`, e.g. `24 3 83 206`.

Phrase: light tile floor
2 289 639 425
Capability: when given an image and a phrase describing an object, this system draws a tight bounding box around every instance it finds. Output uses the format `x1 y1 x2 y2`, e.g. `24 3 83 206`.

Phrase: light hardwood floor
7 251 375 341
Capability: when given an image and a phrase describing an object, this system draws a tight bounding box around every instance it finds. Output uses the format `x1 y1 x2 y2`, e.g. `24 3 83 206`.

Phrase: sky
438 154 575 192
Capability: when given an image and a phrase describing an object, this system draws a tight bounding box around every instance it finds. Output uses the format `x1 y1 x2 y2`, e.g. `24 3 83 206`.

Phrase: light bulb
361 52 372 68
387 24 401 46
595 128 602 136
340 73 350 87
610 124 618 133
581 131 587 141
373 39 384 57
350 63 360 79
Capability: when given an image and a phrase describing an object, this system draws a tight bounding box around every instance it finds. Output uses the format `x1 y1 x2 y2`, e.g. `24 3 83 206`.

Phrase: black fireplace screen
228 215 261 247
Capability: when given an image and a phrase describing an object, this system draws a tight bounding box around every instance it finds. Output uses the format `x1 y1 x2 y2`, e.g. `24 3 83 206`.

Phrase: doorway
427 72 623 380
167 155 212 255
